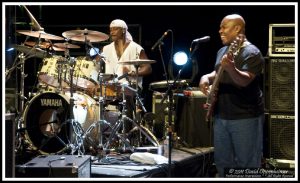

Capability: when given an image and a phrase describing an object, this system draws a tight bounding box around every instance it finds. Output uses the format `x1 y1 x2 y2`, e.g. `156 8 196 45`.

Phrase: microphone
151 30 171 51
118 72 129 80
192 36 210 43
113 72 129 82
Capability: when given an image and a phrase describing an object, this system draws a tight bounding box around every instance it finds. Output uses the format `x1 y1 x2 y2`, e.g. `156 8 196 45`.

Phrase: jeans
213 114 264 177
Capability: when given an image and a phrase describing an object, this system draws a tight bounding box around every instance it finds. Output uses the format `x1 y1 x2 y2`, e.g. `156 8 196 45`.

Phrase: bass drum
23 92 99 154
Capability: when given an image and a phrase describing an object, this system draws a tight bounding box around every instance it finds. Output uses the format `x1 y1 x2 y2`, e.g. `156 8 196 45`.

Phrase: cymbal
24 41 65 52
53 42 80 49
24 41 51 49
12 44 50 58
17 30 64 40
118 59 156 65
62 29 109 43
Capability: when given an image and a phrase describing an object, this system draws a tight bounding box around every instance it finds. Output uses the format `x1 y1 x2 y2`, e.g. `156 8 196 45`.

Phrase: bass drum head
23 92 71 154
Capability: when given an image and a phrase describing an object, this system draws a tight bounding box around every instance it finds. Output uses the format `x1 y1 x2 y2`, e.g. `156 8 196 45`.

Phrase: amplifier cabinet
268 24 295 57
265 113 295 160
16 155 91 178
264 57 295 112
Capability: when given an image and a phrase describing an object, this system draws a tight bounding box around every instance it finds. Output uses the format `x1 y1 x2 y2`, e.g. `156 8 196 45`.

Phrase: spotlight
173 51 188 66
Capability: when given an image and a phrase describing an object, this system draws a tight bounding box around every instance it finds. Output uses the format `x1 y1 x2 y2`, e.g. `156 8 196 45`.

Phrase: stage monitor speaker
175 95 213 148
16 155 91 178
264 57 295 112
266 113 295 160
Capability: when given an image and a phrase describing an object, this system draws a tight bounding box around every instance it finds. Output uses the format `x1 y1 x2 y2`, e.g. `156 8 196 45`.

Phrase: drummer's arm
130 50 152 76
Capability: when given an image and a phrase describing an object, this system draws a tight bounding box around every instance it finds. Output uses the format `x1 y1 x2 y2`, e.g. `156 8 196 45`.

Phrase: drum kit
9 26 159 156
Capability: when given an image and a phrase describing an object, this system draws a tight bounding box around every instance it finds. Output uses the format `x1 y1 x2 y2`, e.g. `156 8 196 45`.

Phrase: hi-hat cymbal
118 59 156 65
13 44 50 58
62 29 109 43
17 30 64 40
53 42 80 49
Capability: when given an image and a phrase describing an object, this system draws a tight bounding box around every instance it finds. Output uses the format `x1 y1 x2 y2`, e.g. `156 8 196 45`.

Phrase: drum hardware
9 32 54 154
103 83 159 153
118 59 156 146
64 56 86 155
82 73 115 157
103 83 135 152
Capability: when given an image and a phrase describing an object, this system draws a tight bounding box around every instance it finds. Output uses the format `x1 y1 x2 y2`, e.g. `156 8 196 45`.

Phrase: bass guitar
203 34 246 121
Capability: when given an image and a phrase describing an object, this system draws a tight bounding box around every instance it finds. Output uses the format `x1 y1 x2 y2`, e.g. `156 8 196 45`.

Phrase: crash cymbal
53 42 80 49
62 29 109 43
13 44 50 58
17 30 64 40
24 41 51 49
118 59 156 65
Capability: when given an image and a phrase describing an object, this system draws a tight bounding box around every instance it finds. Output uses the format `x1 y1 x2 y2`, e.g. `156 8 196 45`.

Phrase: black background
4 3 296 112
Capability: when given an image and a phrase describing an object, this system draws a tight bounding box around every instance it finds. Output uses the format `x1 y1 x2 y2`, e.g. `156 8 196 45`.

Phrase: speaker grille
265 57 295 112
269 114 295 160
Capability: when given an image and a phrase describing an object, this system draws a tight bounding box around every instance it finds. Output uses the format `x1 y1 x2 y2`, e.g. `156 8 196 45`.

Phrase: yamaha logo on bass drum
40 98 63 107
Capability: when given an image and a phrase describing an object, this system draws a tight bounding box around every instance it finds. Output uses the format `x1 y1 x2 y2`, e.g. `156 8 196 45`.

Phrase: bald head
223 14 245 34
219 14 246 45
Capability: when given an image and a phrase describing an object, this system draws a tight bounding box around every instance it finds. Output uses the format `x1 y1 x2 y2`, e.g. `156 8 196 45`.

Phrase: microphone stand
159 54 190 177
160 67 185 177
156 36 174 177
158 43 169 82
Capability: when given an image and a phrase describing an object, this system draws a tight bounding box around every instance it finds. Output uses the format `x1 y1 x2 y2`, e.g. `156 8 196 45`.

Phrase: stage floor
91 147 215 178
13 146 215 178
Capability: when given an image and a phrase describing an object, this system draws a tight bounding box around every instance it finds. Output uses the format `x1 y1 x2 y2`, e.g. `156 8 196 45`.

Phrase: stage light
173 51 188 66
6 48 14 52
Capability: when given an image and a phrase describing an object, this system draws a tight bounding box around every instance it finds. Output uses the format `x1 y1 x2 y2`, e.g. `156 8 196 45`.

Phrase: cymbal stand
14 53 28 153
132 64 148 146
104 83 133 152
66 57 85 155
121 84 158 147
84 74 110 151
104 83 158 151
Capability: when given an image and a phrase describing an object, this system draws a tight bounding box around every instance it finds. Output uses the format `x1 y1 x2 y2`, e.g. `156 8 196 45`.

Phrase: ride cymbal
62 29 109 43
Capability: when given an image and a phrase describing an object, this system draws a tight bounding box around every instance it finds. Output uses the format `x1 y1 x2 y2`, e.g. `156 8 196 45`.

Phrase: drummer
96 19 152 132
99 19 152 87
